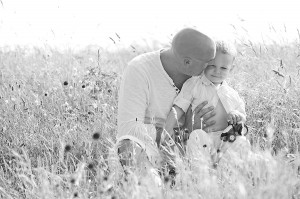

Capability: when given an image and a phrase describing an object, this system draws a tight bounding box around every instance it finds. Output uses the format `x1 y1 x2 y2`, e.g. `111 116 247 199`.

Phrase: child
164 40 248 164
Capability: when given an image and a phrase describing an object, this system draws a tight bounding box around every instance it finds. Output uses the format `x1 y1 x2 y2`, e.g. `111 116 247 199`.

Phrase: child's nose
214 68 221 74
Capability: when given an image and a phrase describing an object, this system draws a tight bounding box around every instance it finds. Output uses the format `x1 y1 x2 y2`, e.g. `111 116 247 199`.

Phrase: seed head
64 145 71 152
92 132 100 140
73 192 78 197
164 176 170 183
70 178 75 184
87 163 94 170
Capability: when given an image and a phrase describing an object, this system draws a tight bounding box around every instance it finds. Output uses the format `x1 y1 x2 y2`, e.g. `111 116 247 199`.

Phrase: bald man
117 28 216 177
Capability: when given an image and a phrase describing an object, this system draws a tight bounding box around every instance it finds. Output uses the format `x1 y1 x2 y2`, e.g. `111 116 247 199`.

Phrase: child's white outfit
173 74 250 163
173 74 246 118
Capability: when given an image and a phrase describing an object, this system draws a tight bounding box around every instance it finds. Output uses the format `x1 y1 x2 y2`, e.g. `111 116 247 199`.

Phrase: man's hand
184 101 216 132
227 111 243 125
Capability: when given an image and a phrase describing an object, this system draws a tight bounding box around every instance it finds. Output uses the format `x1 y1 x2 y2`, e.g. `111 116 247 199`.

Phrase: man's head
204 40 237 85
171 28 216 76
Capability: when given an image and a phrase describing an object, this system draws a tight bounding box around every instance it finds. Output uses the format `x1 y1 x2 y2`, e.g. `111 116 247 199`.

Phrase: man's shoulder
128 50 160 68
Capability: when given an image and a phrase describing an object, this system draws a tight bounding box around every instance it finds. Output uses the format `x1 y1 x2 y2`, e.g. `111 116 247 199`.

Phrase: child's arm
164 105 185 137
227 110 246 125
230 91 247 124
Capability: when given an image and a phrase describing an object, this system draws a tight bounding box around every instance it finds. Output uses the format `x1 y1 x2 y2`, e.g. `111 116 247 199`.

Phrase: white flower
92 103 98 109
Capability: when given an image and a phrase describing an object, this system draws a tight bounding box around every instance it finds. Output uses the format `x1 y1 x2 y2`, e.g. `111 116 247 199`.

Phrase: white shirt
117 50 179 153
174 74 246 121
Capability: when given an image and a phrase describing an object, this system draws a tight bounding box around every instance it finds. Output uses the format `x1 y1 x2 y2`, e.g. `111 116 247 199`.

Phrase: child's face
204 52 234 85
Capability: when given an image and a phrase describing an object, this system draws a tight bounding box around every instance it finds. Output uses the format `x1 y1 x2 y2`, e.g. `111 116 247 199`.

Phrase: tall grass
0 32 300 198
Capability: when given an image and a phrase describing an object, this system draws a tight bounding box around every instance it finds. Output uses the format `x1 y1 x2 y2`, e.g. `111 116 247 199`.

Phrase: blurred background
0 0 300 50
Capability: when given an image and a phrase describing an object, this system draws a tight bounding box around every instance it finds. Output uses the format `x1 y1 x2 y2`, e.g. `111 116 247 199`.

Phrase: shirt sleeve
232 94 247 122
117 62 156 149
173 77 197 113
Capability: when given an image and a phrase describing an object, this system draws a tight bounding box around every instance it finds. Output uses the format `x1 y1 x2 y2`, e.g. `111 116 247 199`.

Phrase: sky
0 0 299 50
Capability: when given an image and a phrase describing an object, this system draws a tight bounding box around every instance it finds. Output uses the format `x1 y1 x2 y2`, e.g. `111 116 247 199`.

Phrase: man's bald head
172 28 216 62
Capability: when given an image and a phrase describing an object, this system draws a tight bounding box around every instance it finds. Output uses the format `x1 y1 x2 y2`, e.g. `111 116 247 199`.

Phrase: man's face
174 50 211 77
183 58 209 76
204 52 234 84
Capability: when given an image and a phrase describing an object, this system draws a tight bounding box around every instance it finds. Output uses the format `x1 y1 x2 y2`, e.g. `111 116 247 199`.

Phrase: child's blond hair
215 40 237 60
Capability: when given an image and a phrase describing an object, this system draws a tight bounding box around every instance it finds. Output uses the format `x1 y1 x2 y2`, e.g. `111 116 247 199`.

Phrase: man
117 28 217 177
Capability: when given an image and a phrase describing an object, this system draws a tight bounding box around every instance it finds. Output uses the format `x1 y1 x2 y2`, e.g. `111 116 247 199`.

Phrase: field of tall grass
0 30 300 198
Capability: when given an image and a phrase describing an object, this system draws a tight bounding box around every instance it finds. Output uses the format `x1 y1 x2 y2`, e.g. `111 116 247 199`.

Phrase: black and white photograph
0 0 300 198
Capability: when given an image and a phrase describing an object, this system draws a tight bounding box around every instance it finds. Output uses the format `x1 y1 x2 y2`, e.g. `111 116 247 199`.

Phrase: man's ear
183 57 192 66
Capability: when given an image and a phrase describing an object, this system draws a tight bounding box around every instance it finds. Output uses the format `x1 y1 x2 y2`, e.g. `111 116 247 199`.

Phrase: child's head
204 40 237 85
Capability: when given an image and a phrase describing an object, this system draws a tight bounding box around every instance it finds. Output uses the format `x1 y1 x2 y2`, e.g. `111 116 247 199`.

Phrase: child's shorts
186 129 251 164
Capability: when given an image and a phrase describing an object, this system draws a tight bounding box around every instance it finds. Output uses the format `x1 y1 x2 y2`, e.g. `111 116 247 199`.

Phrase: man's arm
164 105 185 136
184 101 216 133
117 63 151 148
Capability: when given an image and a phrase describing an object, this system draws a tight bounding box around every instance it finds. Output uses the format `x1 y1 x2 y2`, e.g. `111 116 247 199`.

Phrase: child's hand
227 111 243 125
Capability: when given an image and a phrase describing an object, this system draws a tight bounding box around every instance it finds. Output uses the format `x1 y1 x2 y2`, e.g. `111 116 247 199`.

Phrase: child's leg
186 129 213 163
215 135 252 166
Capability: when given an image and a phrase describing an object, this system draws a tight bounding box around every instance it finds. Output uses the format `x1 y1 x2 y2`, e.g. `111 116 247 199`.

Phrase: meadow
0 31 300 199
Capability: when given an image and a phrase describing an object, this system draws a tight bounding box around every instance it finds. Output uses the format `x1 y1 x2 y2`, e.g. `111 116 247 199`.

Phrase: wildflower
92 103 98 109
87 163 94 170
106 186 113 193
82 85 86 89
70 178 75 184
73 192 78 198
64 145 71 152
63 81 68 86
92 132 100 140
164 176 170 183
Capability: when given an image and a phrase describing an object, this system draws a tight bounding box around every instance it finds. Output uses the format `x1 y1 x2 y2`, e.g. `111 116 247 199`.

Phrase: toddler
164 40 248 164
